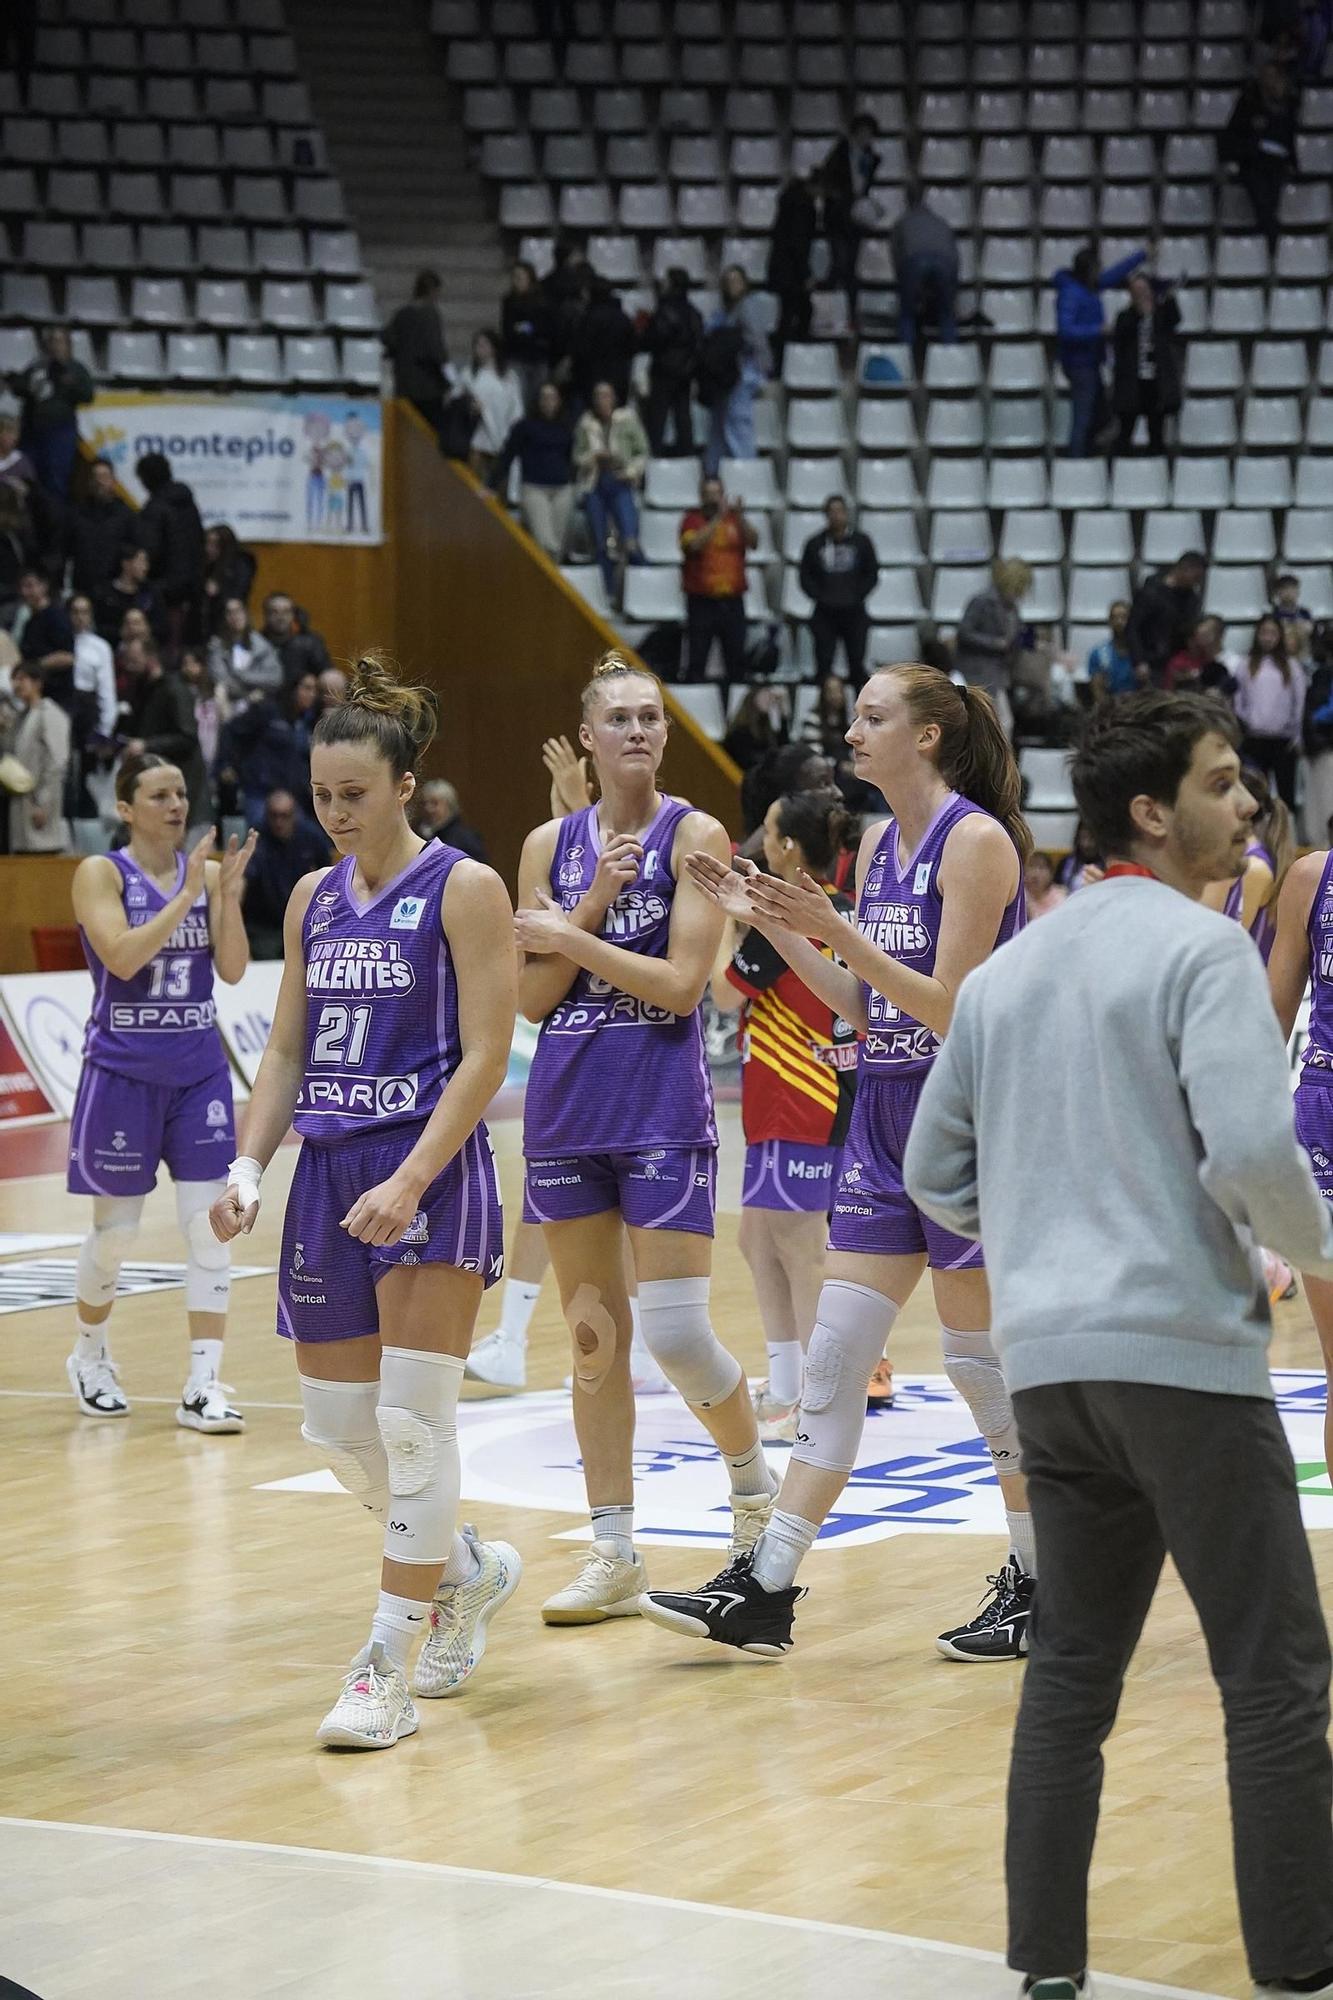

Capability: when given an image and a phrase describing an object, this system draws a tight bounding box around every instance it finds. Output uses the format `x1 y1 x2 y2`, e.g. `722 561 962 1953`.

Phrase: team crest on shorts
842 1160 862 1184
111 1131 127 1153
401 1210 429 1245
206 1099 227 1127
390 896 426 931
397 1250 420 1265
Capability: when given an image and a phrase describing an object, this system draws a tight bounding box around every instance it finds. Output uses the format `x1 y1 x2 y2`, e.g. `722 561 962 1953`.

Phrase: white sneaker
752 1380 798 1443
465 1330 527 1389
730 1490 777 1561
66 1348 129 1418
413 1527 523 1698
316 1642 418 1750
541 1540 647 1624
630 1342 671 1395
177 1375 244 1434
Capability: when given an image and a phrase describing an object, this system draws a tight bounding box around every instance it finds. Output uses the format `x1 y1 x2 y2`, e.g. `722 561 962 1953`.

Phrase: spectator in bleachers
241 788 332 960
382 270 452 446
1087 600 1138 699
1268 0 1333 83
1057 821 1105 894
824 114 885 326
286 670 320 762
679 473 757 688
201 524 257 642
767 173 819 372
0 487 30 629
120 639 209 838
1233 613 1305 810
802 674 854 763
1126 550 1206 684
95 544 162 648
1111 272 1184 457
1301 620 1333 843
953 558 1033 732
722 685 790 775
1023 851 1068 922
0 413 36 507
6 663 69 855
573 380 648 598
65 591 117 763
546 239 592 378
207 597 283 702
1165 614 1241 697
569 280 637 412
1054 244 1148 457
1012 625 1081 744
317 664 347 707
1271 571 1314 662
1221 62 1298 250
417 777 489 862
738 740 836 845
179 646 227 783
493 381 576 564
15 570 74 698
134 452 206 651
798 495 879 687
701 267 772 478
217 689 301 830
501 261 554 414
261 592 333 685
115 607 156 681
643 269 704 459
67 457 134 603
12 327 94 505
458 330 525 483
890 184 960 350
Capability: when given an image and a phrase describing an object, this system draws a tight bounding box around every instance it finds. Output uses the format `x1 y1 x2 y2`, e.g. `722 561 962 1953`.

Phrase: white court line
0 1817 1224 1998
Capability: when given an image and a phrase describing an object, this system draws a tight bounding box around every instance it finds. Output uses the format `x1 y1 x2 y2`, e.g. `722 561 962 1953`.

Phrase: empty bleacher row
1 0 379 389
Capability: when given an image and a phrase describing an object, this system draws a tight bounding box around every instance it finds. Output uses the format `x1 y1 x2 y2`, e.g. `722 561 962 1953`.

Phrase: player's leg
624 1226 669 1395
930 1258 1035 1662
68 1193 144 1416
1303 1273 1333 1479
739 1202 805 1432
466 1218 550 1389
164 1068 243 1432
539 1204 644 1623
65 1062 155 1417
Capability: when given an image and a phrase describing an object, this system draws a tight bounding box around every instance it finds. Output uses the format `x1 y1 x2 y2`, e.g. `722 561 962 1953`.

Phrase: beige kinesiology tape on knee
566 1282 618 1395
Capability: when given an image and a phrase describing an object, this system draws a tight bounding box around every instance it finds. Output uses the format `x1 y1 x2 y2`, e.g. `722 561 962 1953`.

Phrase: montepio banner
79 392 384 545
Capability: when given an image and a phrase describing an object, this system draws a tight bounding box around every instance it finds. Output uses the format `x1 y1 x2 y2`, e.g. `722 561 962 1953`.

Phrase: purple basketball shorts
742 1138 840 1213
1295 1077 1333 1202
523 1145 717 1238
67 1058 235 1197
826 1071 984 1271
277 1123 503 1345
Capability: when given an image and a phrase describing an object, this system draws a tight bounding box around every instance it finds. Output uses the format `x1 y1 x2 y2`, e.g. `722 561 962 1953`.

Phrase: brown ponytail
312 650 438 777
887 664 1033 862
775 785 853 879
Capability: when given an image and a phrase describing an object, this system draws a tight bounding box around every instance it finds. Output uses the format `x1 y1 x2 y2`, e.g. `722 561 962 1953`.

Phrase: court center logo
258 1371 1333 1550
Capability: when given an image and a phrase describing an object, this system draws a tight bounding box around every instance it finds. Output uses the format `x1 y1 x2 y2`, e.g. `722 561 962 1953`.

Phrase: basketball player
1205 766 1293 962
515 650 777 1624
65 755 255 1430
1269 835 1333 1481
709 787 858 1441
209 655 521 1750
641 664 1033 1659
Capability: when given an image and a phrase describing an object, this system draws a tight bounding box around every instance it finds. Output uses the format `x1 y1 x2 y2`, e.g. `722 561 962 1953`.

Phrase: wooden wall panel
0 857 85 970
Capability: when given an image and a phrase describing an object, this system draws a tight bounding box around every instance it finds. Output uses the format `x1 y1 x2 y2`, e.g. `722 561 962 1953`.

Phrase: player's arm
1240 855 1274 934
1269 849 1322 1043
518 812 728 1016
515 817 641 1023
205 829 258 986
709 919 745 1012
341 861 518 1248
72 831 213 982
209 869 325 1241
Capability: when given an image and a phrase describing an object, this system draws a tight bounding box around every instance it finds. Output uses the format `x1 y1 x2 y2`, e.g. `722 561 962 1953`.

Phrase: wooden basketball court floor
2 1099 1328 1999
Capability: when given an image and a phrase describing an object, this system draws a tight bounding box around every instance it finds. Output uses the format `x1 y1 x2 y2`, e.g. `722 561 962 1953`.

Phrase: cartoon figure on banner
344 412 369 535
323 437 348 536
304 410 332 532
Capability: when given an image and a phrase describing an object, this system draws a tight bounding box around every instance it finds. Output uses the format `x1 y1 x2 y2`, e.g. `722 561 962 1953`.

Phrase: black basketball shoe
936 1561 1034 1662
638 1552 802 1656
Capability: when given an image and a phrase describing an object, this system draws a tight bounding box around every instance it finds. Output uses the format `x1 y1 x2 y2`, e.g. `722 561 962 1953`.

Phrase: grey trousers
1007 1380 1333 1985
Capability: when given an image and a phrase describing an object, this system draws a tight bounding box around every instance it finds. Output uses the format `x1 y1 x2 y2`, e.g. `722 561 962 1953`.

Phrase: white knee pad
792 1280 900 1474
941 1325 1023 1477
636 1276 742 1410
76 1196 145 1309
176 1179 231 1314
299 1376 388 1522
376 1346 464 1566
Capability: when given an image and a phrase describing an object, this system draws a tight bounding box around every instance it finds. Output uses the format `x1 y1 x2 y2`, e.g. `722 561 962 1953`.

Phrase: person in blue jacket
1053 244 1147 458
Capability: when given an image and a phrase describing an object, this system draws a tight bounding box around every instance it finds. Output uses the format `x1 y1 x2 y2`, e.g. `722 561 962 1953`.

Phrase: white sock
439 1530 481 1589
1007 1508 1038 1578
590 1503 634 1561
75 1316 109 1363
369 1590 429 1669
724 1439 779 1499
751 1509 819 1592
497 1278 541 1348
187 1338 223 1386
766 1339 802 1406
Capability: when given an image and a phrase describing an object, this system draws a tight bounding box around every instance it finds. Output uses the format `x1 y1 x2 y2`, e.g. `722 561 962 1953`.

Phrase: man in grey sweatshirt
904 690 1333 2000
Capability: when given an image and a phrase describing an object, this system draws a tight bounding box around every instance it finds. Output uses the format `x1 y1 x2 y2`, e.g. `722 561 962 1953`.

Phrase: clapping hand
543 734 594 816
685 849 763 923
217 827 258 898
744 866 838 942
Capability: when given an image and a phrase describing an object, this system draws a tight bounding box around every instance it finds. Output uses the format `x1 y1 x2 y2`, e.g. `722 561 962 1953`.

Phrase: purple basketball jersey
1302 850 1333 1078
523 797 717 1154
855 792 1026 1077
79 849 225 1087
294 841 472 1139
1224 839 1277 962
